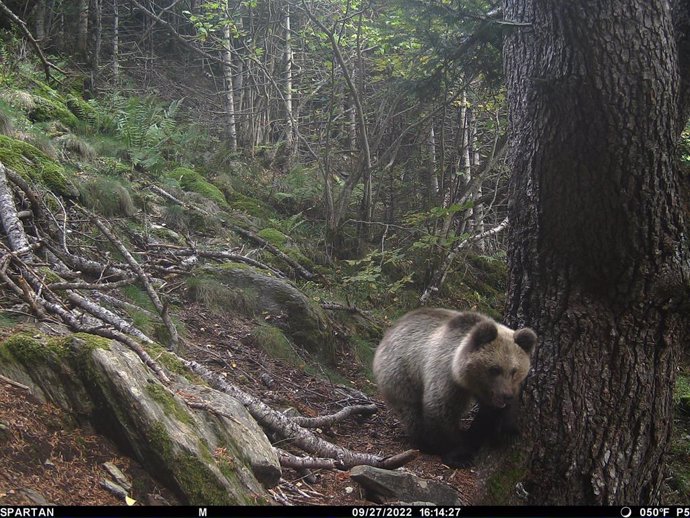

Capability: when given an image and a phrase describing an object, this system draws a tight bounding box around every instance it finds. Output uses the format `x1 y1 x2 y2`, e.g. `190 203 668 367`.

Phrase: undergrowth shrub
79 177 136 216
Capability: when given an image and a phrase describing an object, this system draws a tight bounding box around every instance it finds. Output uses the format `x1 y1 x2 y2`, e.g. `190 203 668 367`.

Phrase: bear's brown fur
373 308 537 465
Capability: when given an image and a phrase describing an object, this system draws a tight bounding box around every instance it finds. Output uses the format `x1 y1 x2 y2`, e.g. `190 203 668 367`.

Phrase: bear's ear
514 328 537 354
466 320 498 350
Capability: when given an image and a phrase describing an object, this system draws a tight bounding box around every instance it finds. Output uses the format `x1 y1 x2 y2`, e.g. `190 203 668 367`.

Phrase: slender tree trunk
77 0 88 58
91 0 102 88
222 23 238 153
502 0 689 505
425 124 438 210
34 0 45 41
284 1 296 157
112 0 119 82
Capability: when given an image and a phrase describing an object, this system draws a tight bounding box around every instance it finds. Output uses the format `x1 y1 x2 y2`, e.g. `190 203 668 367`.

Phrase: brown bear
372 308 537 466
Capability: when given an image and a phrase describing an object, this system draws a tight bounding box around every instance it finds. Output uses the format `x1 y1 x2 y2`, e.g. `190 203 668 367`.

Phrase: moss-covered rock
30 95 79 128
0 135 77 196
228 192 275 220
0 332 277 503
250 324 303 367
166 167 227 207
200 265 336 363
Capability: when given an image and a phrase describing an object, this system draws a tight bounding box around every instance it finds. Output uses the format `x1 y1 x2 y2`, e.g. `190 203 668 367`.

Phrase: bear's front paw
441 446 475 468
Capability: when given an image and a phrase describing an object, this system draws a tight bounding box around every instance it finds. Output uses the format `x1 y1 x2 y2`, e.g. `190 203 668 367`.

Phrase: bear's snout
492 392 514 408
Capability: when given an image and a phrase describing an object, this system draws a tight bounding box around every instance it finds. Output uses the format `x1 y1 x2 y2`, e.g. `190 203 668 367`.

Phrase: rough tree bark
503 0 690 505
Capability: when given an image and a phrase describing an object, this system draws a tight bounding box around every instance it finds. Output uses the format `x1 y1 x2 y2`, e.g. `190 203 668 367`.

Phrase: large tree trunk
503 0 689 505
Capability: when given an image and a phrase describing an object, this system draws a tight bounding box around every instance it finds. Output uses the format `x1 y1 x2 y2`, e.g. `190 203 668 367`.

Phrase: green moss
146 383 194 426
143 342 203 384
3 333 60 364
38 266 64 284
97 156 132 177
166 167 227 207
250 324 302 367
0 135 74 196
30 95 79 128
257 228 288 247
72 333 112 351
0 312 19 328
483 448 528 505
186 272 261 317
229 193 274 220
148 423 241 505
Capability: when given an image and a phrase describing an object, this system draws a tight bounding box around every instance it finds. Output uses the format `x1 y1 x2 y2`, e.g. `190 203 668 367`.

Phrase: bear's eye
489 366 502 376
510 367 518 376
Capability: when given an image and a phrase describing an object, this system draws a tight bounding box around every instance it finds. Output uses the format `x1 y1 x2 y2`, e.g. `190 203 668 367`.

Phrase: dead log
0 162 32 261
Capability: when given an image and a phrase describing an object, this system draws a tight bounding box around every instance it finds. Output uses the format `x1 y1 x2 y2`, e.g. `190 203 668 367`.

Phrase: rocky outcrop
0 332 280 504
350 465 464 505
207 265 335 362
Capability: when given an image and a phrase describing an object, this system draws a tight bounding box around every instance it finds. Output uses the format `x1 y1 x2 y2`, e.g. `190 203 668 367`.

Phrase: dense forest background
0 0 688 507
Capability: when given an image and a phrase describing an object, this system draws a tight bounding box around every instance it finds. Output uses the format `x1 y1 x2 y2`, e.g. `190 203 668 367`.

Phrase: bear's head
451 317 537 408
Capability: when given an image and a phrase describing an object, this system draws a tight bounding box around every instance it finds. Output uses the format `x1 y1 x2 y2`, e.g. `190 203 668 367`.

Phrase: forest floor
0 305 479 506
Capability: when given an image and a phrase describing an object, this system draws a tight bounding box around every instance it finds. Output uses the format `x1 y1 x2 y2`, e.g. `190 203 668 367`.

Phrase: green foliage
667 373 690 503
94 156 132 177
166 167 228 206
257 228 288 247
675 374 690 416
65 94 97 123
273 165 322 211
78 177 136 217
94 95 190 170
342 249 414 304
228 192 275 220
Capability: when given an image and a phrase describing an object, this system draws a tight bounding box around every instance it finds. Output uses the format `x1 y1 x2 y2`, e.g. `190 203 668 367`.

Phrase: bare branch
84 209 180 351
0 0 66 80
184 360 416 470
291 404 377 428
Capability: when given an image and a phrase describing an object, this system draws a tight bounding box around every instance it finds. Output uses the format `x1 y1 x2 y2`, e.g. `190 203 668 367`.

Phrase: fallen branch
92 292 160 321
0 373 30 390
44 241 133 280
184 360 416 470
85 210 180 351
230 225 314 280
0 162 32 261
48 278 137 291
5 166 43 221
276 448 341 470
65 291 155 344
291 404 377 428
